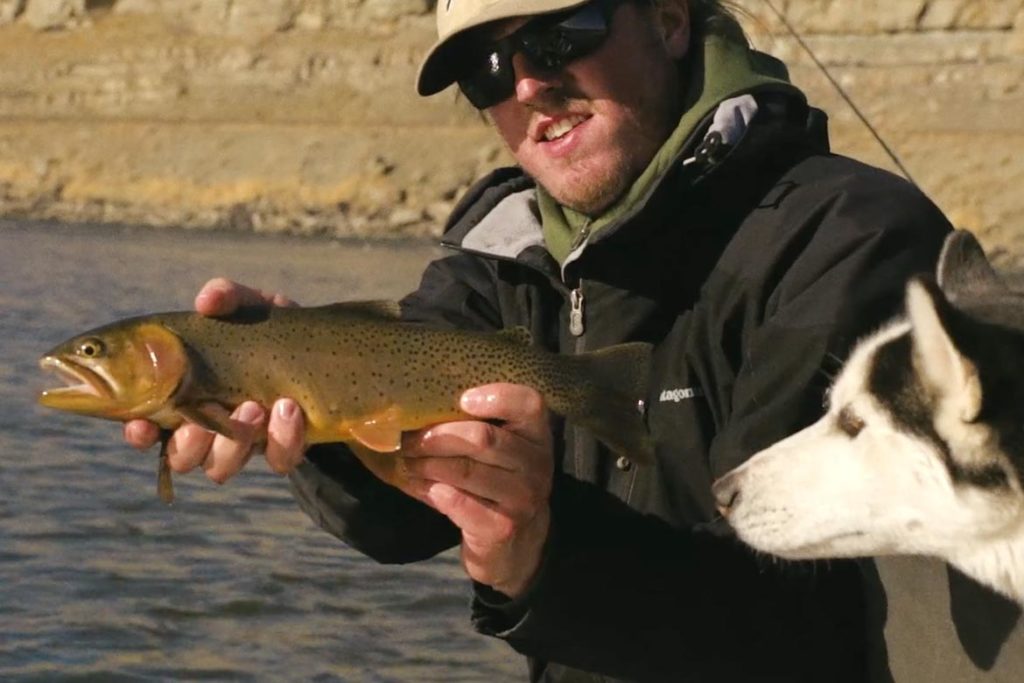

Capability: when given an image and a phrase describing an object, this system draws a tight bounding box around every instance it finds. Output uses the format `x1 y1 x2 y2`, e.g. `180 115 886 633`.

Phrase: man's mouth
541 114 588 142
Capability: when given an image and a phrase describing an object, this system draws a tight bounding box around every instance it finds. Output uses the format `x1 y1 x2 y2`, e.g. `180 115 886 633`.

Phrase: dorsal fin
496 326 533 346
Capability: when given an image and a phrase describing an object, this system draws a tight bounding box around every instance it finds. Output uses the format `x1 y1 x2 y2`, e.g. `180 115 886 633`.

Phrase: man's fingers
200 401 266 484
460 384 550 445
405 421 515 470
194 278 297 317
270 292 298 308
194 278 246 316
426 483 514 541
402 428 549 517
427 478 550 597
166 423 216 473
406 455 520 508
266 398 306 474
396 387 555 599
124 420 161 449
129 398 301 485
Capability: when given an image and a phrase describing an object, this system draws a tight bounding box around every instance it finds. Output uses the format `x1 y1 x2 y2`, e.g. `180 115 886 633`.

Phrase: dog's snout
712 471 742 516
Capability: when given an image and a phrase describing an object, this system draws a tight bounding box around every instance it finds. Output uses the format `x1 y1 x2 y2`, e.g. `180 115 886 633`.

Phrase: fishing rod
759 0 918 186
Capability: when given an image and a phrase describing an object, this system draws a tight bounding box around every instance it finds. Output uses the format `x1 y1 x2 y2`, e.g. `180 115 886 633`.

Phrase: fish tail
566 342 654 464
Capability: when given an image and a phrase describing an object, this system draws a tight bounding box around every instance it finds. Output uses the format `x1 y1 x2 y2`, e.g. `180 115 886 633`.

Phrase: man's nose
512 52 561 104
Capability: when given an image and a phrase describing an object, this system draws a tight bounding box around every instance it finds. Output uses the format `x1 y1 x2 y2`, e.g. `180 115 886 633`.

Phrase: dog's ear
906 277 983 422
937 230 1005 300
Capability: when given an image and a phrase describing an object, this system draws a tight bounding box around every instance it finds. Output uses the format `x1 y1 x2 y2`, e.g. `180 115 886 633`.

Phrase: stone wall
737 0 1024 264
0 0 1021 263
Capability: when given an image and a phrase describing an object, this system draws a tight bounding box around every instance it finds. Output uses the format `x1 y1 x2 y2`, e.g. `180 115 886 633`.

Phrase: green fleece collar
540 33 805 265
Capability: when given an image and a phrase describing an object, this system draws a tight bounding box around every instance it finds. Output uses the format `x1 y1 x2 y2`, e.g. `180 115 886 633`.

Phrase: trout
38 301 653 502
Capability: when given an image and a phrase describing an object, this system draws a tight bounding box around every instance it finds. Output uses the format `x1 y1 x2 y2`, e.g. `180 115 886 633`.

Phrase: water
0 220 525 682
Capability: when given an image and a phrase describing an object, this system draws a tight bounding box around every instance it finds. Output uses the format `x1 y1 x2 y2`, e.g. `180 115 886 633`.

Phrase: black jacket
289 90 952 681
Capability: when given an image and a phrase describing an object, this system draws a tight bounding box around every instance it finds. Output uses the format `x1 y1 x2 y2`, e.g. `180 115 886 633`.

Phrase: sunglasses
456 0 623 110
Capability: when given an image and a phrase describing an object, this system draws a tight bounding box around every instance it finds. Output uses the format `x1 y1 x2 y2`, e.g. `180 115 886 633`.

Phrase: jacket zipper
568 278 585 477
569 285 585 337
564 212 592 339
564 216 591 476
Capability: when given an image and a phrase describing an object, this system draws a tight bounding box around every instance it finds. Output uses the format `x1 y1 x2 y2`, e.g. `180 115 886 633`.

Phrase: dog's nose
711 470 742 516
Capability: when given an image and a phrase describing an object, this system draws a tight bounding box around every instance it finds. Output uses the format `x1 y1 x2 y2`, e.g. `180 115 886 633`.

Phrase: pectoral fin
157 429 175 505
348 406 404 452
177 403 238 439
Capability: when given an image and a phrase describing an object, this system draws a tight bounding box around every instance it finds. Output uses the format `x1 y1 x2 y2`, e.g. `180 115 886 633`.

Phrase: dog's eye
837 406 865 438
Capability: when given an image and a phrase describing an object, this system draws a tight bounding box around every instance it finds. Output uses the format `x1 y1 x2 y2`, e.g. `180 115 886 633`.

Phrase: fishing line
759 0 918 185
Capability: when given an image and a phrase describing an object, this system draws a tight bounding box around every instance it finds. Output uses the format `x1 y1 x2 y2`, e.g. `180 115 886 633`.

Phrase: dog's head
714 230 1024 561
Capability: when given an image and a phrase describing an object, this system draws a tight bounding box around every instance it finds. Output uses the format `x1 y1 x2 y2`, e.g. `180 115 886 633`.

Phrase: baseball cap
416 0 590 97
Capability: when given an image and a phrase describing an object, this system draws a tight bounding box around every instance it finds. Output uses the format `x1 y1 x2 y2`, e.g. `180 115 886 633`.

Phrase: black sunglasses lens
520 3 609 68
458 49 515 109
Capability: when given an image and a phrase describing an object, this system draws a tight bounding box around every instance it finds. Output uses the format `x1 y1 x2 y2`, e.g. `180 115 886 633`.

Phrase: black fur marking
931 281 1024 489
868 335 1009 491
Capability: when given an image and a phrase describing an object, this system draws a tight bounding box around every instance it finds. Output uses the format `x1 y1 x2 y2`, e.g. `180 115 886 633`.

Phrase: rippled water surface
0 220 524 682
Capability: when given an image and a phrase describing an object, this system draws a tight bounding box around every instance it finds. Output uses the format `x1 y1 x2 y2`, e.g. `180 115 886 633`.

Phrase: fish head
38 320 189 422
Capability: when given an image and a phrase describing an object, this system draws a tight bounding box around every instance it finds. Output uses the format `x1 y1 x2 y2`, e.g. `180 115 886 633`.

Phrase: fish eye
837 406 865 438
77 337 106 358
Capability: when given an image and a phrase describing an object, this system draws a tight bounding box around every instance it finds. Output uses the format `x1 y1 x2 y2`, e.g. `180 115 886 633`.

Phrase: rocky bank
0 0 1022 264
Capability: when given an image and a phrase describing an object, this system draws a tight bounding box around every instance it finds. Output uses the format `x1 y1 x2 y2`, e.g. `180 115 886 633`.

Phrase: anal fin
348 406 404 452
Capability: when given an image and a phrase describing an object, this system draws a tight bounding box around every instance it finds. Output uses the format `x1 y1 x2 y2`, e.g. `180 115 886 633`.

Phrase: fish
38 301 654 502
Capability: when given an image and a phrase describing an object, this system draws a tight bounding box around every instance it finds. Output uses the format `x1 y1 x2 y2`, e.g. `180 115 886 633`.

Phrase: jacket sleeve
470 171 953 679
474 477 872 681
288 252 504 564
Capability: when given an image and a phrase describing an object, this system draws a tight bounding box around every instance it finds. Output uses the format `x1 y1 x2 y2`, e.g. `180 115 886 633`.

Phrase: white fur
906 280 983 423
718 317 1024 604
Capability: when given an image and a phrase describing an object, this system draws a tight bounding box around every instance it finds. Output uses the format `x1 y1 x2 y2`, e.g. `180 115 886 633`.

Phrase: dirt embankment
0 0 1022 265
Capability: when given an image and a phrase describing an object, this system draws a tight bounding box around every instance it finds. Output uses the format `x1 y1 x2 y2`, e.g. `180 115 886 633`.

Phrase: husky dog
713 230 1024 604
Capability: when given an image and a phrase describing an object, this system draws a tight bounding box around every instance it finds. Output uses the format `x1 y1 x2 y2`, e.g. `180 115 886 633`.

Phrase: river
0 220 524 682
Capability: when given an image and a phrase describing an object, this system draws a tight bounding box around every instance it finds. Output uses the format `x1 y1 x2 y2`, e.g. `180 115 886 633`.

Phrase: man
126 0 953 680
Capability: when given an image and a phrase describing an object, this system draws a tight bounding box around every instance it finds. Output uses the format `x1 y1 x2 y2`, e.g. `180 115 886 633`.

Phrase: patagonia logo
659 387 704 403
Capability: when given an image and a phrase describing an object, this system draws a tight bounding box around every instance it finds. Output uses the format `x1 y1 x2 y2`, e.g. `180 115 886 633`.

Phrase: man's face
485 2 689 215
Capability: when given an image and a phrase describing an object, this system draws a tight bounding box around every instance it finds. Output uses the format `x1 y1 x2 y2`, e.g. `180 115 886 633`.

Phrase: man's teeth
543 115 587 141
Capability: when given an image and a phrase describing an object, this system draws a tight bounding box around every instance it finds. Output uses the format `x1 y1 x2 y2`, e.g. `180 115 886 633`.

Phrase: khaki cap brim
416 0 590 97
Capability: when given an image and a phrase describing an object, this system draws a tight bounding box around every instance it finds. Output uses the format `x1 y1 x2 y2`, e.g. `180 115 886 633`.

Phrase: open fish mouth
37 356 113 403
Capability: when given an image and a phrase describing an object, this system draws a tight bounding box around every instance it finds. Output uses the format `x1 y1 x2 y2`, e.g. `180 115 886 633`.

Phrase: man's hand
122 278 307 483
399 383 555 599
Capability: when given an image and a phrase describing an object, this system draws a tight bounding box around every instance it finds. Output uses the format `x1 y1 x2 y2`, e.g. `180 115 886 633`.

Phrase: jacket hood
541 31 806 264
